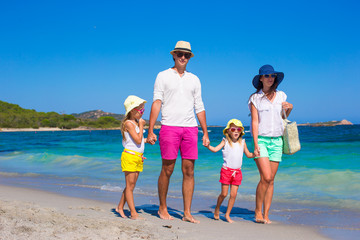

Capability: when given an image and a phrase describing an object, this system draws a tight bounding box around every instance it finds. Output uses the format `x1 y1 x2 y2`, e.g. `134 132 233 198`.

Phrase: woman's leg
214 184 229 220
263 161 279 223
124 171 141 219
254 157 272 222
225 184 239 223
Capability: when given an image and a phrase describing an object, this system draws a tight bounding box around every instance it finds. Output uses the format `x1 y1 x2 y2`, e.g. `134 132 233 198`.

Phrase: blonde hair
224 131 243 147
120 113 132 140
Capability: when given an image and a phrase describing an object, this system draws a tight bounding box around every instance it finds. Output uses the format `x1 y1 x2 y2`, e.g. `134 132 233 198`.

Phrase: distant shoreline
0 125 162 132
0 120 355 132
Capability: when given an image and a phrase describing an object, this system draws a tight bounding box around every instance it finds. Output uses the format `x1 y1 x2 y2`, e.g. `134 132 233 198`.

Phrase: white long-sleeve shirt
153 68 205 127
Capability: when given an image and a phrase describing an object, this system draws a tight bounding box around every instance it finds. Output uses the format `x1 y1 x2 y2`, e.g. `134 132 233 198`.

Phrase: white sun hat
124 95 147 116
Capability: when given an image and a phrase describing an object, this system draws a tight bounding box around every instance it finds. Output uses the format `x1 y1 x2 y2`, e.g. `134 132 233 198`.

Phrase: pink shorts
159 125 198 160
219 166 242 186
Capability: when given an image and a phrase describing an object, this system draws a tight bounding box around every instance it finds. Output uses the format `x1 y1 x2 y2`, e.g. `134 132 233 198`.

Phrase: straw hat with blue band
252 64 284 89
124 95 147 116
170 41 194 58
223 119 245 137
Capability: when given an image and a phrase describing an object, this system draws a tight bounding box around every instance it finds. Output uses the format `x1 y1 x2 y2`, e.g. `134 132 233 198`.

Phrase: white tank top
222 138 244 169
122 121 145 153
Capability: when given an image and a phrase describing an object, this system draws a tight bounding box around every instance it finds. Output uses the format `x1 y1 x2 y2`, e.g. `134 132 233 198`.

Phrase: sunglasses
134 108 145 114
176 52 192 59
263 74 277 78
229 127 242 132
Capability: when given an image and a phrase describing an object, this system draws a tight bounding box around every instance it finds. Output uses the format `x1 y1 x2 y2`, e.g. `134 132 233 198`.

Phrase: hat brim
252 72 284 89
170 49 194 58
125 100 147 116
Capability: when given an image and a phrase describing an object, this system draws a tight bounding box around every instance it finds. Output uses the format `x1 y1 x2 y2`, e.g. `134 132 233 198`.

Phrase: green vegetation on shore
0 101 121 129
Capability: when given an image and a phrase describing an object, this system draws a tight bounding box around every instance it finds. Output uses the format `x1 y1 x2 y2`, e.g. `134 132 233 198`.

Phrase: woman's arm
282 102 293 118
243 141 255 158
206 139 225 153
250 103 260 157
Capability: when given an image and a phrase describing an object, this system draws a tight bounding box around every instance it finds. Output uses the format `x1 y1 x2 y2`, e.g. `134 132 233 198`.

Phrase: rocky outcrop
299 119 353 127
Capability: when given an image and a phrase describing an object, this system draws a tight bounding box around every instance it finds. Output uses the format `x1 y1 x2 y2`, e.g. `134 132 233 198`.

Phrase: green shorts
255 136 283 162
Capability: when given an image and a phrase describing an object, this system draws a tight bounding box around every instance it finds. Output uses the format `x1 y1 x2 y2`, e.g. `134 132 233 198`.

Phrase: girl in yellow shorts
116 95 148 220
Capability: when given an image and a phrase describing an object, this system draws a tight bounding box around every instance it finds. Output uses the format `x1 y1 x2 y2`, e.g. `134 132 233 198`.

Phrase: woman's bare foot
225 214 234 223
214 209 220 220
115 207 127 218
255 211 265 223
264 216 272 224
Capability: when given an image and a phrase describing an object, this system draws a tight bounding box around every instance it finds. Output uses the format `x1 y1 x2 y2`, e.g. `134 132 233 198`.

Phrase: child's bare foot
255 211 265 223
214 209 220 220
225 214 234 223
115 207 127 218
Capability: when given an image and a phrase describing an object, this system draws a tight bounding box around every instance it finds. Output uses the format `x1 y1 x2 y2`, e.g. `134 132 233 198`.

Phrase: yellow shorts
121 149 143 172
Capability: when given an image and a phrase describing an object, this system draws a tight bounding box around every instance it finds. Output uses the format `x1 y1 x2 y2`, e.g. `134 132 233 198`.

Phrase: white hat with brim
223 119 245 136
124 95 147 116
170 40 194 58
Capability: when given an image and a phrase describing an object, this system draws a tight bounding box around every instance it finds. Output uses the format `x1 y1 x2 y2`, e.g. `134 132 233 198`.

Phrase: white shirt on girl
122 121 145 153
222 138 245 169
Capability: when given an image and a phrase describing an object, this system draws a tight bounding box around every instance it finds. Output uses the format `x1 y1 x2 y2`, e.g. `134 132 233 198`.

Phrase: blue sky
1 0 359 125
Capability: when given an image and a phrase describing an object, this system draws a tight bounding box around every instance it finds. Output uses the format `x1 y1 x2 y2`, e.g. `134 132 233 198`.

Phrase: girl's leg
124 171 141 219
225 185 239 223
116 189 127 218
214 184 229 220
263 161 279 223
254 157 272 223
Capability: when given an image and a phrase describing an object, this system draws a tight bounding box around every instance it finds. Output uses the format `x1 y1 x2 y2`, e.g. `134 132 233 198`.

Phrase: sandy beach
0 184 330 240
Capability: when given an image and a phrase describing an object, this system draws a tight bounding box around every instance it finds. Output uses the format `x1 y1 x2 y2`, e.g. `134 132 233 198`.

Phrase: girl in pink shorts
205 119 255 223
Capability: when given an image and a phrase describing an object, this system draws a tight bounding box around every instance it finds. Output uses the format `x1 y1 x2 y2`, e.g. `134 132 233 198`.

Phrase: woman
248 65 293 224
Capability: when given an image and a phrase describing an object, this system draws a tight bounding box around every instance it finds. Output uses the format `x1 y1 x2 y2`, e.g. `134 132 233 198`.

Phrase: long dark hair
249 76 280 102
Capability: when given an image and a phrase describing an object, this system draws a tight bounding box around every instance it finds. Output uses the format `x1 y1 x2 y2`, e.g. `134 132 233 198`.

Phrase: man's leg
158 159 176 220
181 159 199 223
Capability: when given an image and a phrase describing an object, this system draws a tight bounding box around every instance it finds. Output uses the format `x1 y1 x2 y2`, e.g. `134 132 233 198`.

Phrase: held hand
282 102 293 110
202 135 210 147
147 132 157 145
254 146 260 157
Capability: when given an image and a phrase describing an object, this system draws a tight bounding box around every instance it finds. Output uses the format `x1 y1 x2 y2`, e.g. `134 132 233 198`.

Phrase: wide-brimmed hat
124 95 146 116
170 41 194 58
223 119 245 136
252 65 284 89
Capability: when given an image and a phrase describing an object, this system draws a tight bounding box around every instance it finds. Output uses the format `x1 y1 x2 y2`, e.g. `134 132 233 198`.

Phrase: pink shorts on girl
219 166 242 185
159 125 198 160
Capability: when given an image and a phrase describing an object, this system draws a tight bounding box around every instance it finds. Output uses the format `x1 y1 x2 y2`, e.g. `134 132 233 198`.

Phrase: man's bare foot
255 211 265 223
182 215 200 224
115 207 127 218
225 215 234 223
158 210 174 220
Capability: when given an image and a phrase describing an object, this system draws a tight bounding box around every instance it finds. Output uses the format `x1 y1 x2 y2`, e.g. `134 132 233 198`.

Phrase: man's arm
148 100 161 144
196 110 210 147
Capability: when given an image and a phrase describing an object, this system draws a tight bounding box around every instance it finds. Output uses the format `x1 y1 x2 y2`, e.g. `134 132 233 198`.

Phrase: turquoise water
1 125 360 213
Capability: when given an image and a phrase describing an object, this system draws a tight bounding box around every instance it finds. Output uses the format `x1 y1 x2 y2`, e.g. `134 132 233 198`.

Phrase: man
148 40 210 223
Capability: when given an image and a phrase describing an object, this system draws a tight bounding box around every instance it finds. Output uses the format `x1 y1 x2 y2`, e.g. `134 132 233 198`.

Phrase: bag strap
282 108 288 120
